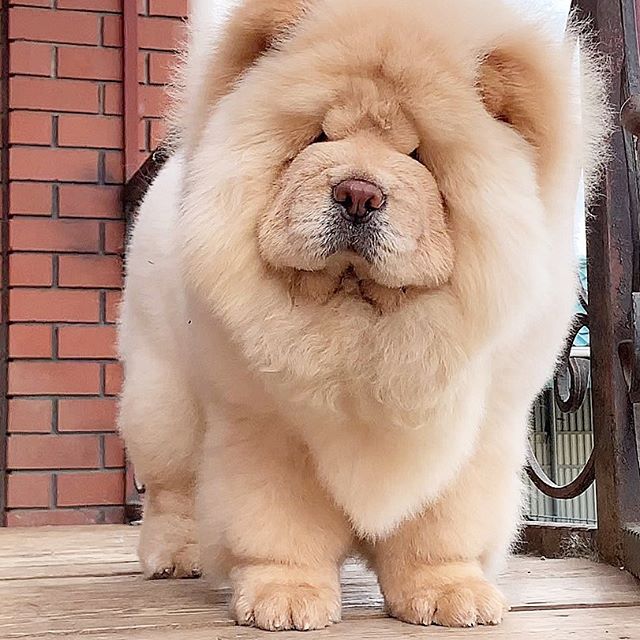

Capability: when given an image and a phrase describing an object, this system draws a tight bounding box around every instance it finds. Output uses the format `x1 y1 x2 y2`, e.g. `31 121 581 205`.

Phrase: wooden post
581 0 640 565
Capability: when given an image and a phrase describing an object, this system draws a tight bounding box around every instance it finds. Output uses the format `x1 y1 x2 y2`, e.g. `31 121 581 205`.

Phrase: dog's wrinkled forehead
182 0 577 191
323 80 420 153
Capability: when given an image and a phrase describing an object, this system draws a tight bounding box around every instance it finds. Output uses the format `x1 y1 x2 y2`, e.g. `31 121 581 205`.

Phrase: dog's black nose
333 179 384 223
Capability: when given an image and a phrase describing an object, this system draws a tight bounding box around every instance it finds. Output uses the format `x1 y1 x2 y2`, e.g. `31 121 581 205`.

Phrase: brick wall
4 0 187 526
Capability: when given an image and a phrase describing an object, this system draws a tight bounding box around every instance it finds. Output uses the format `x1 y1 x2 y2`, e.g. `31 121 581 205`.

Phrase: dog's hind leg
119 348 202 579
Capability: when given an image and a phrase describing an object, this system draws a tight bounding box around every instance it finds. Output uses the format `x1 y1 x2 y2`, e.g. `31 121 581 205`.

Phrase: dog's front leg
366 422 524 628
198 414 353 631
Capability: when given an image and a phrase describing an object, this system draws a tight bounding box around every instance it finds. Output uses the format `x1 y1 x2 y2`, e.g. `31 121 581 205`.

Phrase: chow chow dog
119 0 608 631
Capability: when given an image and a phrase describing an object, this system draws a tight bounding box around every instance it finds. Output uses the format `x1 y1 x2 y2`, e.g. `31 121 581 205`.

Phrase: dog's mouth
288 264 419 313
316 209 389 265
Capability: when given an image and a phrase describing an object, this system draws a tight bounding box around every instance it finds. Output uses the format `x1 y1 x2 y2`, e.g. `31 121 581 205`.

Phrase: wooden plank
0 575 228 638
0 526 139 579
343 558 640 611
520 523 597 560
2 560 639 638
3 606 640 640
1 526 639 639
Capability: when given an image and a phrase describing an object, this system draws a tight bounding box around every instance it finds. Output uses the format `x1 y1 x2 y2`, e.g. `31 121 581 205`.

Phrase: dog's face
178 0 590 376
180 0 578 316
258 80 455 299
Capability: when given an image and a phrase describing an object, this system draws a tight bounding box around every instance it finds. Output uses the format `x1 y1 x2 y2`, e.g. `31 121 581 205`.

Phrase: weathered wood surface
0 525 139 579
1 526 639 639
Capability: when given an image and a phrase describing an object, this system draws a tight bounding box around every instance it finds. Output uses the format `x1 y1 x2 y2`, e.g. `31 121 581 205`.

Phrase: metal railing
522 0 640 572
528 384 596 525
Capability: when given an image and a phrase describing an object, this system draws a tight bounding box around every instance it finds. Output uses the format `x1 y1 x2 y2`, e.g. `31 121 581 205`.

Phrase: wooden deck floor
1 526 640 639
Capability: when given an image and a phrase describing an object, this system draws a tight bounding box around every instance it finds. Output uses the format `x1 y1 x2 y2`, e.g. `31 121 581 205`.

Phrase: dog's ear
474 33 585 195
477 33 610 199
179 0 306 150
477 45 562 158
478 23 612 202
207 0 306 104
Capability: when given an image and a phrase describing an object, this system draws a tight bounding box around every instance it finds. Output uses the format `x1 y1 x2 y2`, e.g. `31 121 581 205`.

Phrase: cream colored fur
119 0 608 631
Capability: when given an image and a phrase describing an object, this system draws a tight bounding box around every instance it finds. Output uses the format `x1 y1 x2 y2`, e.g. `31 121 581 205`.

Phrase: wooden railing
590 0 640 575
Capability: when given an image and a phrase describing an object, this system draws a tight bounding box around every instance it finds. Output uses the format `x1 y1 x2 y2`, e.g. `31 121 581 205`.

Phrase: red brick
148 117 168 148
7 473 51 508
103 83 122 115
9 324 53 358
125 151 148 179
9 111 52 145
138 16 186 51
57 0 121 11
58 325 117 359
57 471 124 506
9 41 52 76
9 362 101 396
10 289 100 322
104 362 123 396
92 506 130 524
59 185 123 219
139 51 148 83
6 507 124 527
58 255 122 288
139 84 170 117
10 77 99 113
104 435 125 468
104 221 125 254
149 0 188 17
105 290 121 323
10 7 100 45
7 434 101 469
58 114 122 149
8 399 53 434
102 14 122 47
9 253 53 286
58 398 117 432
9 183 52 216
9 0 51 6
58 45 122 81
10 147 99 182
104 150 124 183
139 118 149 152
10 218 100 252
148 51 175 84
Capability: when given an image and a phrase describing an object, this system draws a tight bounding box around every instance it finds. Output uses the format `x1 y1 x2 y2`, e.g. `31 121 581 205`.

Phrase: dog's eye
312 131 329 145
409 148 421 162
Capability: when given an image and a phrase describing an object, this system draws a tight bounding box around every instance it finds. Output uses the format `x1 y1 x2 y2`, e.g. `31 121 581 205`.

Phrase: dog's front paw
230 565 341 631
388 578 508 627
383 563 509 628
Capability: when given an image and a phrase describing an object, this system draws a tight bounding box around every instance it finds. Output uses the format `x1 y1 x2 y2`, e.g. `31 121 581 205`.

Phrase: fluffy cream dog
119 0 607 631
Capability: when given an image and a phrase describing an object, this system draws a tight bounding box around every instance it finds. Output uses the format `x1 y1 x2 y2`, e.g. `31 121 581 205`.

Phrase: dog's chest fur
188 304 489 537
